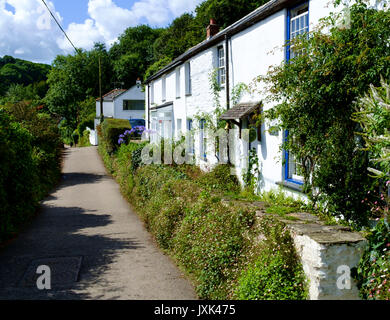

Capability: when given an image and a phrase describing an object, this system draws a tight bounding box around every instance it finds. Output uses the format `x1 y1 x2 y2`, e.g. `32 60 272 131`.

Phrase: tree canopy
41 0 274 129
0 55 50 97
44 43 112 125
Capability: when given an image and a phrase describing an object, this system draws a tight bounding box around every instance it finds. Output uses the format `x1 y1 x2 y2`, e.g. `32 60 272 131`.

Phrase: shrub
353 79 390 179
114 142 147 194
262 2 390 226
77 119 94 138
72 129 79 146
236 216 307 300
173 198 255 299
3 103 62 194
355 217 390 300
79 129 92 147
101 118 131 153
118 126 147 145
0 110 38 241
97 141 307 300
197 164 241 194
58 119 74 145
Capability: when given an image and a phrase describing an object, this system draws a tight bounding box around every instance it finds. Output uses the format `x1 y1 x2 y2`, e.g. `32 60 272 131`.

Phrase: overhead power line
41 0 79 53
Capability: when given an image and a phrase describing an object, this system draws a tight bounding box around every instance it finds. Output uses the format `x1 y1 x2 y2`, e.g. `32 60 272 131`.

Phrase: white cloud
60 0 204 52
0 0 204 64
0 0 65 63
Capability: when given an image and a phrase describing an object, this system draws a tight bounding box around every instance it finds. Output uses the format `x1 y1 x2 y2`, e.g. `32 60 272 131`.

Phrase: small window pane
123 100 145 111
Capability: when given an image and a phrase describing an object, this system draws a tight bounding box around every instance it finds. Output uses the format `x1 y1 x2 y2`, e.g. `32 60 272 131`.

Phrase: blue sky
0 0 203 64
52 0 156 29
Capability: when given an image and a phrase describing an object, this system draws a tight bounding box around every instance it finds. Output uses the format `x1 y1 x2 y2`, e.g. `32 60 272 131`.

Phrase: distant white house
145 0 342 196
92 82 145 145
95 83 145 120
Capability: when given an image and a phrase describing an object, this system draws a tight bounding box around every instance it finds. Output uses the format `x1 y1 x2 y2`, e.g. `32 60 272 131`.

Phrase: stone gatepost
276 212 367 300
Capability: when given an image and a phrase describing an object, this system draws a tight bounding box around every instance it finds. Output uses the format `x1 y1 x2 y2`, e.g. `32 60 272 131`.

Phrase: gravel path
0 146 196 300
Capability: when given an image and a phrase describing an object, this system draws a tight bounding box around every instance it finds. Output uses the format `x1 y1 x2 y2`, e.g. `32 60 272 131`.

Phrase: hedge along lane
0 146 196 299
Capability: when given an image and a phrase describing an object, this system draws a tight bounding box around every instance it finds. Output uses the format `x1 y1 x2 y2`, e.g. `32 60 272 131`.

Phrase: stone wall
285 213 366 299
253 207 367 300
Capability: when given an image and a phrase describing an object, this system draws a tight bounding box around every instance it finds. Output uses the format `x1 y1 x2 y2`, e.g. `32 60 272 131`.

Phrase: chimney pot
207 19 219 40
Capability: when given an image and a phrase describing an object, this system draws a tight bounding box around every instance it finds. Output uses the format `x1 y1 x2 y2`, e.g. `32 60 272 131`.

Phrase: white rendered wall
229 9 286 192
96 101 114 118
114 86 145 120
147 0 342 193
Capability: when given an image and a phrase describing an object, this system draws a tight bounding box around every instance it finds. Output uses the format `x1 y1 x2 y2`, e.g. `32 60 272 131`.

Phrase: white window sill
276 181 303 193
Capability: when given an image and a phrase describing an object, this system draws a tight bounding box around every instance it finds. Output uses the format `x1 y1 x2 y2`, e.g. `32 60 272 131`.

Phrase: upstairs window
217 46 225 86
150 83 155 104
288 3 309 60
284 2 308 185
185 62 192 95
177 118 182 138
162 76 166 102
123 100 144 111
176 68 181 98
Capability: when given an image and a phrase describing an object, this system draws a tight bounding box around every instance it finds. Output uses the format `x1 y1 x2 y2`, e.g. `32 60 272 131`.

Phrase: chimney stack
206 19 219 40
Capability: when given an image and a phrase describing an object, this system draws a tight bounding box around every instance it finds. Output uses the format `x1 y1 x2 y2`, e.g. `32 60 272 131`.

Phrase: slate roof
96 89 126 101
146 0 300 83
219 102 262 120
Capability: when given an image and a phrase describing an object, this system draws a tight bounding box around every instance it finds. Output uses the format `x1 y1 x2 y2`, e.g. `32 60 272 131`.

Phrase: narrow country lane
0 146 196 300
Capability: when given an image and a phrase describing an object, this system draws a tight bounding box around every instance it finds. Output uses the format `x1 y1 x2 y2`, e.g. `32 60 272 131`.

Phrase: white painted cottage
92 83 145 145
95 84 145 120
145 0 343 195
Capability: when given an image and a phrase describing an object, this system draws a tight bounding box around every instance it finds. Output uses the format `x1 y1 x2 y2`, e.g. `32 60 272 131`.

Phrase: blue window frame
284 1 309 185
286 2 309 61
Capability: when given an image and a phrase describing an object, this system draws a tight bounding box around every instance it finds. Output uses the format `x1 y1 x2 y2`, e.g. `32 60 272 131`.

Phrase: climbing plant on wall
259 1 390 226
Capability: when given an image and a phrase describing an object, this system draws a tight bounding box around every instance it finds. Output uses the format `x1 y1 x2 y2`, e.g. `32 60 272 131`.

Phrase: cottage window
187 119 194 154
123 100 144 111
284 2 309 185
151 83 155 104
185 62 192 95
162 76 166 102
200 119 207 161
217 46 225 86
288 3 309 59
176 68 181 98
177 118 182 138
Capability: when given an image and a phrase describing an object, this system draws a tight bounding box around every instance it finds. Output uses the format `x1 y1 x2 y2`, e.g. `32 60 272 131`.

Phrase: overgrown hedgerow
0 105 62 243
236 216 307 300
97 134 308 300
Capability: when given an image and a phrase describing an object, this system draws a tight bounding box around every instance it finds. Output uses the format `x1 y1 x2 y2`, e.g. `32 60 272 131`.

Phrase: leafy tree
262 1 390 226
153 13 202 62
113 52 145 87
44 43 112 126
194 0 269 31
144 56 172 80
0 55 50 96
0 80 49 105
109 25 162 85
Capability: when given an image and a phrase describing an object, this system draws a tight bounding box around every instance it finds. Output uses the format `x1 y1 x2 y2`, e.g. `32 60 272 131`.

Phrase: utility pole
99 56 104 123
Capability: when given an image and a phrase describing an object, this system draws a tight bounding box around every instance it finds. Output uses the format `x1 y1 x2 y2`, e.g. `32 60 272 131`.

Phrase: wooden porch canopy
219 101 262 139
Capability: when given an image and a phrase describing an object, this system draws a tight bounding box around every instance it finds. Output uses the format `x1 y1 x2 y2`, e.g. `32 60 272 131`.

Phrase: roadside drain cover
19 257 82 288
